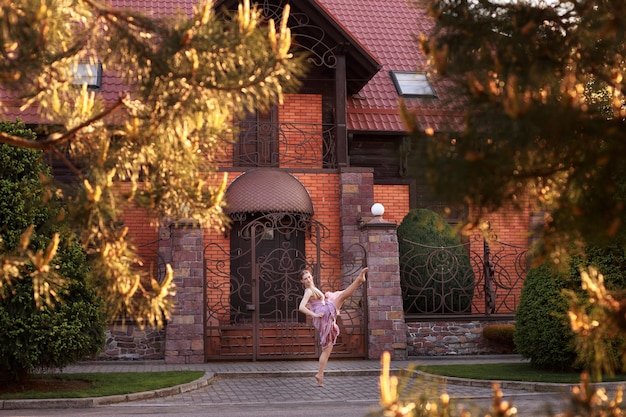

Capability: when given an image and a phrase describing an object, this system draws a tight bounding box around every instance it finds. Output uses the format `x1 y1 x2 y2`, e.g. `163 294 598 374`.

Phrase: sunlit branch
0 97 126 150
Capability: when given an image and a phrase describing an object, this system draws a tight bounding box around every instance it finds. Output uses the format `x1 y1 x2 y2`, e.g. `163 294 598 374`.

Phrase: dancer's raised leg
333 267 367 310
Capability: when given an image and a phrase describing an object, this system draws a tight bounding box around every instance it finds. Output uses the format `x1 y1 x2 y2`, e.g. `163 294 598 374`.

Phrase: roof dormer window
72 61 102 90
390 71 436 97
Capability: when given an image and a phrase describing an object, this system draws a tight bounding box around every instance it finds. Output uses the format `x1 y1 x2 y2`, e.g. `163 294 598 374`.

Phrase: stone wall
406 319 515 356
97 319 516 360
99 324 166 360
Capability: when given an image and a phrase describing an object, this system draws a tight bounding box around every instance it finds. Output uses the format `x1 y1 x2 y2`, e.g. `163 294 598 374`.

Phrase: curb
0 372 214 410
411 370 625 394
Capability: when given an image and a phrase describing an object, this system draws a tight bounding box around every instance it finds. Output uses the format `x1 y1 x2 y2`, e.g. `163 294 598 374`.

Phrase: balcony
215 121 337 169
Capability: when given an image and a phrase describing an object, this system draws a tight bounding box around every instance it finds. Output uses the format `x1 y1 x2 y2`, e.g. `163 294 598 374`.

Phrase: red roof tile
108 0 194 17
316 0 456 132
1 0 455 133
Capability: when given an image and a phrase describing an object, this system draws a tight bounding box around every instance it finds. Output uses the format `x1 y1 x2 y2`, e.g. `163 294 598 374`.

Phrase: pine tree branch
0 97 126 150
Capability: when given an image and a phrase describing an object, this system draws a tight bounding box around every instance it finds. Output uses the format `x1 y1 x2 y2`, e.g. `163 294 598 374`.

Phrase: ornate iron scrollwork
204 212 367 360
400 236 529 317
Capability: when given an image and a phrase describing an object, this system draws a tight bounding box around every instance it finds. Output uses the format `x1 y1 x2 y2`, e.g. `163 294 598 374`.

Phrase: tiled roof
108 0 194 17
1 0 455 133
316 0 456 133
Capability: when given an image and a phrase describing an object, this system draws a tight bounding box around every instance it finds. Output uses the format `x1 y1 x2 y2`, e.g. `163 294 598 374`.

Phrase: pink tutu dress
308 291 340 350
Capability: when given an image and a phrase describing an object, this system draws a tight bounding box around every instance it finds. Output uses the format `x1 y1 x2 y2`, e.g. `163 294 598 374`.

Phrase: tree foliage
410 0 626 374
411 0 626 252
513 240 626 377
0 0 305 326
0 121 106 383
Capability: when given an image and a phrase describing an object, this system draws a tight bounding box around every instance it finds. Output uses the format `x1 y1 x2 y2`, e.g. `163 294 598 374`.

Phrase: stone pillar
339 167 374 274
163 222 205 364
361 214 407 360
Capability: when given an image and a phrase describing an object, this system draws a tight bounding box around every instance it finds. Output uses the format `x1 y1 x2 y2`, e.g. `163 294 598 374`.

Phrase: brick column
339 167 374 278
361 215 407 360
163 222 204 364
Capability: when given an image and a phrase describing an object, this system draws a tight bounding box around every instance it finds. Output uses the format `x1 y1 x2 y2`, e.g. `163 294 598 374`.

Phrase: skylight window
72 61 102 90
390 71 436 97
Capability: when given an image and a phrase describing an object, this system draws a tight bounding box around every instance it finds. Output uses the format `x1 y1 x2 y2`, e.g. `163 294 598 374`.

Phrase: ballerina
298 267 368 387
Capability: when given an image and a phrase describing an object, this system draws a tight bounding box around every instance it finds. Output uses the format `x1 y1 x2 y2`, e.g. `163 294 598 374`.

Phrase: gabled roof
110 0 458 133
215 0 382 95
317 0 456 133
1 0 455 134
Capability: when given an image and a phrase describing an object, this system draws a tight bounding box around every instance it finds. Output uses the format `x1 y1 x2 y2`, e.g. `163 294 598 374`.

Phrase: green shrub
482 324 516 353
515 246 626 373
398 209 474 314
514 263 577 371
0 121 106 383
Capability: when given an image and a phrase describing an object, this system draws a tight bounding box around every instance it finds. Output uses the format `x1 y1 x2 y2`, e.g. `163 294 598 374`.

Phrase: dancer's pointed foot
315 373 324 387
358 267 368 283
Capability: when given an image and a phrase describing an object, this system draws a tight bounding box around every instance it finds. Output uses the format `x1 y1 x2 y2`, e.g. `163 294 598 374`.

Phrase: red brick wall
119 205 160 276
468 198 534 315
373 184 410 225
278 94 323 169
296 172 342 287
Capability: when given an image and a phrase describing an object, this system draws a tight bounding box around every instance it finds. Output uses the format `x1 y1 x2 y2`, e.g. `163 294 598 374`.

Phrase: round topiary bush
398 208 474 314
514 245 626 373
514 263 578 371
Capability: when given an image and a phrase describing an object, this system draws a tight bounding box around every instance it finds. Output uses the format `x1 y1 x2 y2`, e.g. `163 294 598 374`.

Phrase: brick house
5 0 534 362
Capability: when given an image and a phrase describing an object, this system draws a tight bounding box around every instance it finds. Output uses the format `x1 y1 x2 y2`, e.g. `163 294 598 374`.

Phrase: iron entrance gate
204 212 367 361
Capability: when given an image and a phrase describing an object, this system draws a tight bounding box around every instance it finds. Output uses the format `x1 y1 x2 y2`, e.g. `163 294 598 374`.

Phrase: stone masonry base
97 319 515 360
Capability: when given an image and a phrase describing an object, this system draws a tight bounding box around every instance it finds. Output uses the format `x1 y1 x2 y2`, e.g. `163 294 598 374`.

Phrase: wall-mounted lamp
371 203 385 217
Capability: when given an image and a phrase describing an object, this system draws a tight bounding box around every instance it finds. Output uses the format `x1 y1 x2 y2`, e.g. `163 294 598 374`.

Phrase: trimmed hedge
482 324 516 353
514 263 578 371
0 121 106 383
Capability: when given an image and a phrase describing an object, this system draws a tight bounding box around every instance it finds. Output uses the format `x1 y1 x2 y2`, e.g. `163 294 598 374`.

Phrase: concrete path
1 355 623 417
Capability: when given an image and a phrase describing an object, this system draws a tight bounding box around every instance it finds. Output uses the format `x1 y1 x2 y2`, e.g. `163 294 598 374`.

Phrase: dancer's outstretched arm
299 288 322 318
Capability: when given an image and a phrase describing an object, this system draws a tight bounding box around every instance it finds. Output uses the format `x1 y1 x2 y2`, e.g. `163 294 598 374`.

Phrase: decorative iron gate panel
204 213 367 360
400 236 529 316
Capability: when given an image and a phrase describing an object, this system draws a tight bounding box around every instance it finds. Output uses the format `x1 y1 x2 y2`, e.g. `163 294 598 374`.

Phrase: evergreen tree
0 121 105 383
0 0 305 325
411 0 626 375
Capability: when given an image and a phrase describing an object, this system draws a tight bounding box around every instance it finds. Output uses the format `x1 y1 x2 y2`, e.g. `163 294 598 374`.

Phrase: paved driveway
0 356 622 417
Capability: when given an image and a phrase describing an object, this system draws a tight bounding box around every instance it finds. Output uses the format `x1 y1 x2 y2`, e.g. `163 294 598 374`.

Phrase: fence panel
400 237 529 316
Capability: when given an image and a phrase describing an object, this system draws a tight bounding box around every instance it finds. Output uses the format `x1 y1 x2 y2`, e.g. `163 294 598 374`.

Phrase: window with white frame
390 71 436 97
72 62 102 90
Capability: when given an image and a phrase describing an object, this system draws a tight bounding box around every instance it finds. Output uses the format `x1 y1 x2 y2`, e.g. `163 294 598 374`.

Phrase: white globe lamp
371 203 385 217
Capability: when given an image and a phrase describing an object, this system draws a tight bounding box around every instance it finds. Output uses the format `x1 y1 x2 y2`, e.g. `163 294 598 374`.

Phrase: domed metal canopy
224 169 314 215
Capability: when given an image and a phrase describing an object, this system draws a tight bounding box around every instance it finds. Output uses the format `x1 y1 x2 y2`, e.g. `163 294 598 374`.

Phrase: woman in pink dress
299 267 368 387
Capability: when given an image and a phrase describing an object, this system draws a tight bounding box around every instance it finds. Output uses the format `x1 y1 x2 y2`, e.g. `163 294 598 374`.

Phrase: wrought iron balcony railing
215 122 337 169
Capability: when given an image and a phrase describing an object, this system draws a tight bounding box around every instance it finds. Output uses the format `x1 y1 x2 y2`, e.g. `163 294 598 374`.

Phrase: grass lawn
0 370 205 400
414 362 626 384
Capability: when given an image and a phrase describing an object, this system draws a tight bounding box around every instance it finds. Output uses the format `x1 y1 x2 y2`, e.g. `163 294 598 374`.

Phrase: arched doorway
204 169 367 360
